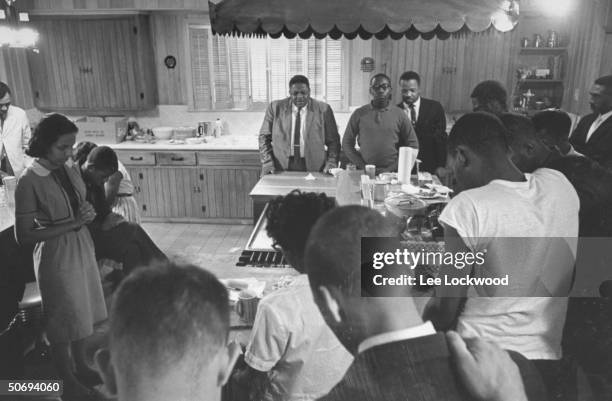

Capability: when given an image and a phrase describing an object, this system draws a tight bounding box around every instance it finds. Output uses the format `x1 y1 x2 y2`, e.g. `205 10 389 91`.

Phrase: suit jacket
318 333 547 401
569 113 612 169
259 98 340 172
545 154 612 237
398 98 447 173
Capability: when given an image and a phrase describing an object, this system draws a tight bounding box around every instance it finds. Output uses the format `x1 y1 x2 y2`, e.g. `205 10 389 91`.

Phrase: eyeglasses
371 84 390 91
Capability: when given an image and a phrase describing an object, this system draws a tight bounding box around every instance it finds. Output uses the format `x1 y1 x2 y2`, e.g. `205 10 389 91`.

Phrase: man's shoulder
310 98 333 112
269 98 291 110
420 97 443 109
8 105 27 119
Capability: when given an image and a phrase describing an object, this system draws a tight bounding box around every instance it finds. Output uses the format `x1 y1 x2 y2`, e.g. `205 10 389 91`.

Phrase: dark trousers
532 359 577 401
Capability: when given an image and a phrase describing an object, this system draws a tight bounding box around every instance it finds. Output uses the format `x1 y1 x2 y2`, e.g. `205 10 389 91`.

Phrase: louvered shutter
325 39 344 110
189 27 212 109
228 37 250 109
211 35 233 109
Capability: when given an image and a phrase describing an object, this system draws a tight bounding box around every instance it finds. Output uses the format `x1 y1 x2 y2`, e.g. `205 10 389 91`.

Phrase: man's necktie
408 103 416 126
293 107 302 159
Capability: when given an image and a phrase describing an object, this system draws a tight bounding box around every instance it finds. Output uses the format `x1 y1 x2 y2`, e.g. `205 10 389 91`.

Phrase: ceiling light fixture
0 0 39 49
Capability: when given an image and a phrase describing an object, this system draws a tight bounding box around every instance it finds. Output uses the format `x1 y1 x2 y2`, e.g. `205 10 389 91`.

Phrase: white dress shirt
358 321 436 354
245 274 353 401
290 103 307 158
402 96 421 124
586 109 612 142
0 105 31 178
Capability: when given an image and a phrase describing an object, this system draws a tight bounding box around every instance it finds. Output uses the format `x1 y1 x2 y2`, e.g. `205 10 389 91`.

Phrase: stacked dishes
384 193 428 218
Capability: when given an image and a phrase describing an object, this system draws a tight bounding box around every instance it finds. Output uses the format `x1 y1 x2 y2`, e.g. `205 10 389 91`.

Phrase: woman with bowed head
14 113 106 400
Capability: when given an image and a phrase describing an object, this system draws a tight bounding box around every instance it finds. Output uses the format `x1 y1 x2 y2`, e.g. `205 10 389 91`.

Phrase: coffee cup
235 290 259 324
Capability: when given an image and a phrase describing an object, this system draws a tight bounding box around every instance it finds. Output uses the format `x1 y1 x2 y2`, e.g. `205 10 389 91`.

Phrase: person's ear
217 340 242 387
94 348 118 397
318 286 343 324
454 146 469 168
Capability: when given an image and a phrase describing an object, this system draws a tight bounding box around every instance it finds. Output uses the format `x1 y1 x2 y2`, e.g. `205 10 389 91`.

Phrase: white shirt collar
357 321 436 354
596 109 612 123
565 145 584 158
292 101 308 113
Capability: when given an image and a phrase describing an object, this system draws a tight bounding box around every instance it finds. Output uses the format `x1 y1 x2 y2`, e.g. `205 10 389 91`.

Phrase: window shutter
325 39 343 109
189 27 212 109
307 38 323 99
249 39 268 104
228 37 249 109
269 39 288 101
211 35 233 109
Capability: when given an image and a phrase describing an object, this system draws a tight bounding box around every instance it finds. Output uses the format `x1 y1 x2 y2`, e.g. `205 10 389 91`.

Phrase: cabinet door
125 166 153 218
28 16 156 112
196 167 259 218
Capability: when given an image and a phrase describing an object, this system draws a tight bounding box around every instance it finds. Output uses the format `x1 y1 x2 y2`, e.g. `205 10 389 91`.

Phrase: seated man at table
425 112 579 398
342 73 419 174
259 75 340 175
304 206 546 401
236 190 353 401
94 261 241 401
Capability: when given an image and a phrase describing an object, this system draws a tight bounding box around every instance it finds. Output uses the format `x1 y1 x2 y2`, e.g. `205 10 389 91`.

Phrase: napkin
305 173 316 180
398 147 419 184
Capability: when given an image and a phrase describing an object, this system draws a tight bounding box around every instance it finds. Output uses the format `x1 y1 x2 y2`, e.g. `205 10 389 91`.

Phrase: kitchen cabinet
27 16 157 113
120 149 260 223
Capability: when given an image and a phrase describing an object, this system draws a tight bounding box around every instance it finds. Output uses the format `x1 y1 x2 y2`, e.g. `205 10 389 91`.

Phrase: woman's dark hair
73 141 98 167
26 113 78 158
265 190 336 272
86 146 118 174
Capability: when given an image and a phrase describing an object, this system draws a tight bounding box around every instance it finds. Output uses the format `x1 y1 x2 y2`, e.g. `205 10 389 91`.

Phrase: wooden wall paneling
563 0 607 114
65 22 84 108
0 48 35 109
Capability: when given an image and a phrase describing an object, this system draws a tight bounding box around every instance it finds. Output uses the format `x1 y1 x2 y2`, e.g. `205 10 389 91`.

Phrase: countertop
110 135 258 151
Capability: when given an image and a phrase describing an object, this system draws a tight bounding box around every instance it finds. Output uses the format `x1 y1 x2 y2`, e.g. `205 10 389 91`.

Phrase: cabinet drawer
156 151 197 166
116 150 156 166
197 151 260 166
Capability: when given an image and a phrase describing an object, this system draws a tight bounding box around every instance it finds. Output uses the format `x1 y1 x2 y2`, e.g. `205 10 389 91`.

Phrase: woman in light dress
73 141 141 224
14 114 106 400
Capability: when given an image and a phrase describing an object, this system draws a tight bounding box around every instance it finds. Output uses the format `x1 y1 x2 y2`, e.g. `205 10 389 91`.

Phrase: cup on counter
2 176 17 209
365 164 376 180
361 175 374 201
235 290 259 325
373 181 389 202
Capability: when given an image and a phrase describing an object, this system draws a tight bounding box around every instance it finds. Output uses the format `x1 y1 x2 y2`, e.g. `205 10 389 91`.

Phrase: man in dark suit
304 206 547 401
397 71 447 174
570 75 612 169
259 75 340 175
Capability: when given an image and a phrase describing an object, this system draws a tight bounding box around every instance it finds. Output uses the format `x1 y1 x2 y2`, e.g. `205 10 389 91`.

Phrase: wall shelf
520 79 564 84
519 47 568 55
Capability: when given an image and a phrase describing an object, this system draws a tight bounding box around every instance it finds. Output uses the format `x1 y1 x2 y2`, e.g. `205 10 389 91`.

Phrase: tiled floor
143 222 296 282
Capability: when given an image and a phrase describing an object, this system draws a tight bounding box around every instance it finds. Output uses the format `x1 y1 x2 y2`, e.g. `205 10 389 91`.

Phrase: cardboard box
74 117 128 144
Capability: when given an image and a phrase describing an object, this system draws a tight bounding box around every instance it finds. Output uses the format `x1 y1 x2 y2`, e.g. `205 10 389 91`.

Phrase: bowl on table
384 193 428 218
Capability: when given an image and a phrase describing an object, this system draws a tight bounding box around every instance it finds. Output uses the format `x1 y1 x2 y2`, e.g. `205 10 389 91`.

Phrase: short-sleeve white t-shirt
439 168 579 360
